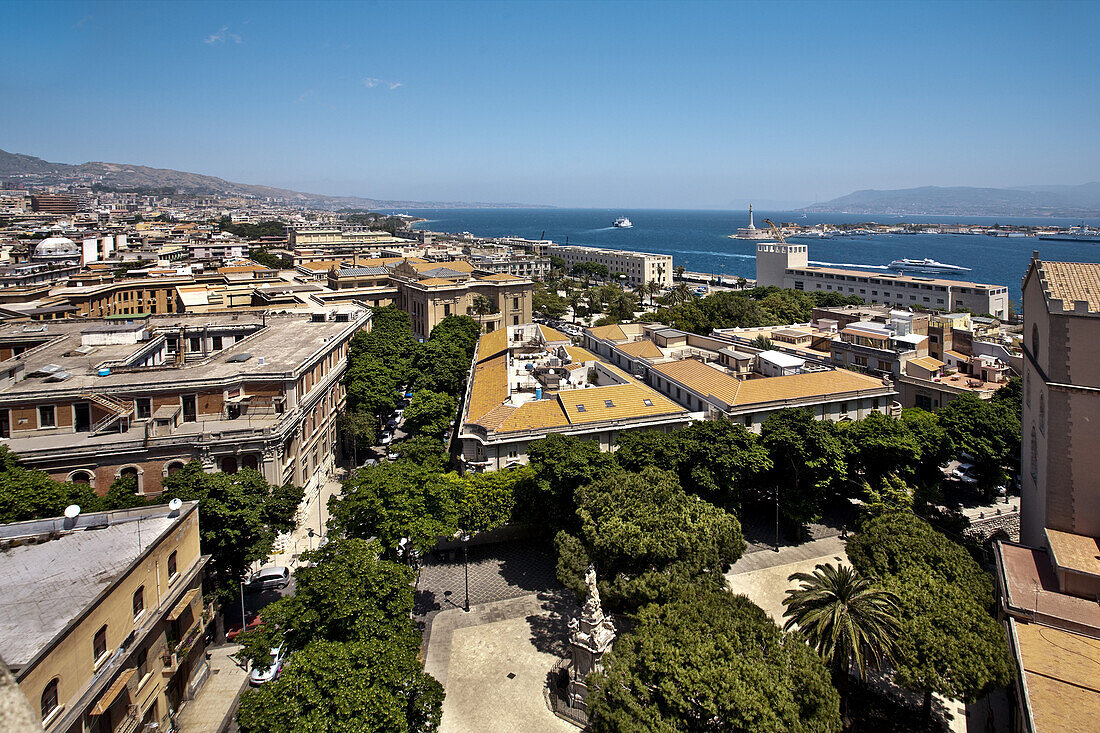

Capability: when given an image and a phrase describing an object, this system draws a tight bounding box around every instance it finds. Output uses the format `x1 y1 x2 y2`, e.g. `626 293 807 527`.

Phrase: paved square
424 593 578 733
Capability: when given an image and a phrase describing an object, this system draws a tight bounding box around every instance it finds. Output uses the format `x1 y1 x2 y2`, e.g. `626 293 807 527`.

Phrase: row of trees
0 448 302 601
644 286 866 335
533 281 639 324
236 538 443 732
342 308 480 453
216 217 286 239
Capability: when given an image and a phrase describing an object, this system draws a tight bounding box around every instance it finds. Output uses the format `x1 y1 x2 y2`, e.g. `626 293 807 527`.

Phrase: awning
168 588 200 621
91 668 135 715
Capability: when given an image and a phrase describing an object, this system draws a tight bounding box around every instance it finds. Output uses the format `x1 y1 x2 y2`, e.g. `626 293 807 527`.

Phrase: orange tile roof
1013 621 1100 732
466 353 508 423
416 277 460 287
563 345 599 363
299 260 344 271
617 339 664 359
538 324 571 343
587 324 628 341
908 356 945 370
409 259 474 273
497 399 569 431
1046 529 1100 577
652 359 742 405
217 265 268 274
1037 261 1100 312
562 383 684 425
730 369 887 406
477 329 509 362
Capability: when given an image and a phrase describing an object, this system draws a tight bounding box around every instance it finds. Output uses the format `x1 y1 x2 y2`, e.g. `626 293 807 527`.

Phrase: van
247 566 290 591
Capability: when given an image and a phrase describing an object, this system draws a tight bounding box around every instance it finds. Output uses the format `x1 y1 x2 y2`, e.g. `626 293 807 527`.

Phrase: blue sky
2 1 1098 208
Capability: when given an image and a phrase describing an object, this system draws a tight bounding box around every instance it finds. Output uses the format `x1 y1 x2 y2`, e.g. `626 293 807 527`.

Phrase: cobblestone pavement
414 539 559 619
739 501 857 555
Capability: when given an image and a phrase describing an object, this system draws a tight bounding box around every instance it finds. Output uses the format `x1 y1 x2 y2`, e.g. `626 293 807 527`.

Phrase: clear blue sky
2 1 1098 208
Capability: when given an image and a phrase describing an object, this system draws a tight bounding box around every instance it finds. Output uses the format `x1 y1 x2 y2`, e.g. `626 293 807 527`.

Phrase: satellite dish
168 498 183 511
64 504 81 519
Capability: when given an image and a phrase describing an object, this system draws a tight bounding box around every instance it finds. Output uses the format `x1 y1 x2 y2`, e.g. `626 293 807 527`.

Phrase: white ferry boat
612 217 633 228
888 258 971 274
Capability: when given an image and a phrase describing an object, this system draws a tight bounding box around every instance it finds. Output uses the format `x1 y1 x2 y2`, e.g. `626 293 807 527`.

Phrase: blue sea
408 208 1100 303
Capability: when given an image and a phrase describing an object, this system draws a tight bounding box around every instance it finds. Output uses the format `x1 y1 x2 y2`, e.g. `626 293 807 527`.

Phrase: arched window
165 461 185 476
68 470 93 485
40 678 59 722
241 454 259 471
1032 324 1040 358
133 586 145 618
1030 427 1038 481
220 456 238 474
120 466 138 480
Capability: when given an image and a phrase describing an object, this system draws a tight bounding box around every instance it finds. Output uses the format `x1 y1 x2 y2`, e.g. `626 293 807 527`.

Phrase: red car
226 612 262 642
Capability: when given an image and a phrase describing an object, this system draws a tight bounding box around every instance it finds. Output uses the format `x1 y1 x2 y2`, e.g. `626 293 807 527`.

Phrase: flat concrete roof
1046 528 1100 578
0 311 367 399
0 507 185 668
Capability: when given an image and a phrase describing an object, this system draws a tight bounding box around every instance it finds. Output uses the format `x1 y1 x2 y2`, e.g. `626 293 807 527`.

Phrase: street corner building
0 501 210 733
0 308 370 498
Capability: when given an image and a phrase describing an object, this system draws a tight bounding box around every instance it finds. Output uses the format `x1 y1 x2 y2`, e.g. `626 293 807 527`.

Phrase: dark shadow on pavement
525 590 577 656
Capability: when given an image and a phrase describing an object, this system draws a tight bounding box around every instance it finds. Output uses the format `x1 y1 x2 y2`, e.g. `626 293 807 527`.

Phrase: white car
951 463 978 485
249 646 286 686
380 431 393 445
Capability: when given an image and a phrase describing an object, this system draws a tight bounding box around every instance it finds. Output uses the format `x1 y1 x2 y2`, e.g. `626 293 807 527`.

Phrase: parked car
387 450 400 461
247 566 291 592
951 463 979 485
380 431 393 445
226 612 262 641
249 646 286 686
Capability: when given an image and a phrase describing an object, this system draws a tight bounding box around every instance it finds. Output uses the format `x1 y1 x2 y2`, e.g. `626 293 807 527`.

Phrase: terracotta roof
466 353 508 423
1037 261 1100 312
563 345 600 363
409 259 474 273
416 277 460 287
497 399 569 431
730 369 887 406
562 383 684 425
478 273 523 282
477 329 509 362
537 324 571 343
908 356 945 371
1046 529 1100 577
587 324 628 341
943 349 969 360
1013 620 1100 732
652 359 742 405
617 339 665 360
298 260 344 271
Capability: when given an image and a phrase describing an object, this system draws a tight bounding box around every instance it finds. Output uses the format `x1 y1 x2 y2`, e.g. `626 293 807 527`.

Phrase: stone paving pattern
176 645 248 733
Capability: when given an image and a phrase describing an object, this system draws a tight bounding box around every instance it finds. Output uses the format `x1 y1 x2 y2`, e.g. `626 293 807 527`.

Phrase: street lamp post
774 487 781 553
453 529 471 612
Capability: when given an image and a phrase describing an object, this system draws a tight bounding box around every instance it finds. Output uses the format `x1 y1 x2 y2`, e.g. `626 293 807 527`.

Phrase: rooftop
995 543 1100 631
793 265 1002 290
1012 620 1100 732
0 503 194 669
1046 529 1100 578
1035 260 1100 313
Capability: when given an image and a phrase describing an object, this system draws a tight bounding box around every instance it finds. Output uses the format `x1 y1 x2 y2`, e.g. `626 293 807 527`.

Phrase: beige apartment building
533 244 673 287
0 502 209 733
0 309 369 496
1019 256 1100 547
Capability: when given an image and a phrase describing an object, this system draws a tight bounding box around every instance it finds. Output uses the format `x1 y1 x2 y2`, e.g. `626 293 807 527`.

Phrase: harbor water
410 209 1100 303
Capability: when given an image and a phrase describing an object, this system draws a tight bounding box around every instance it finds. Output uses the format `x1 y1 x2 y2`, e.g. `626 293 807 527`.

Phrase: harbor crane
764 218 787 244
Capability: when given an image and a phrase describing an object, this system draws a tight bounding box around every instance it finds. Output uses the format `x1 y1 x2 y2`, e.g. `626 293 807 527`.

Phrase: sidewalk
176 644 248 733
268 468 346 570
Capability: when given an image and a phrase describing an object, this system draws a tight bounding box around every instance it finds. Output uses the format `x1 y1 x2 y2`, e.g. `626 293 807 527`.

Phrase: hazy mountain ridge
804 183 1100 217
0 149 548 210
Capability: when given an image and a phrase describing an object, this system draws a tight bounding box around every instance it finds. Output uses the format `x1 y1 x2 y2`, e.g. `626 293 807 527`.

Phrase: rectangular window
189 337 201 352
513 297 520 309
137 646 148 679
604 400 615 408
38 405 55 428
643 399 653 406
575 404 586 412
135 398 152 419
444 304 451 317
212 335 223 350
167 551 178 581
93 625 108 664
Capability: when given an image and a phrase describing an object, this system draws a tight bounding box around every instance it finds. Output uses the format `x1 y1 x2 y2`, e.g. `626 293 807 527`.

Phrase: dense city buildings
0 309 367 496
0 502 208 733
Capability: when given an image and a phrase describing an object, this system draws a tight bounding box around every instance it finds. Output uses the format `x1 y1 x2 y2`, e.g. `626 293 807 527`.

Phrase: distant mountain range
0 149 548 210
802 183 1100 218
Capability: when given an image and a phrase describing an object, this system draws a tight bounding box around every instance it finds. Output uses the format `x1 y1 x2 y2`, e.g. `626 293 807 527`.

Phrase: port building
529 243 673 288
755 242 1009 318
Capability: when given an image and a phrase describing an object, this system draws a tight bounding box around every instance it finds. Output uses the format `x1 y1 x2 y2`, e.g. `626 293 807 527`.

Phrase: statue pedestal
565 567 616 711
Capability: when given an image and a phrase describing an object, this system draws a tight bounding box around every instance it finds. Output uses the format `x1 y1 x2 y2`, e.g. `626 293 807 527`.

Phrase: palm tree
471 294 496 332
782 563 900 722
638 280 660 306
568 292 585 324
666 282 692 306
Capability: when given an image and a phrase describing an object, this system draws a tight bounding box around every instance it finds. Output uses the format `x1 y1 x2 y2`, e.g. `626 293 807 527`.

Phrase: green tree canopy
846 512 1013 714
558 467 745 611
329 462 457 555
402 390 457 439
0 446 100 522
525 434 611 529
587 588 841 733
160 462 303 600
842 411 923 488
937 394 1020 490
427 315 480 360
236 638 443 733
760 409 848 526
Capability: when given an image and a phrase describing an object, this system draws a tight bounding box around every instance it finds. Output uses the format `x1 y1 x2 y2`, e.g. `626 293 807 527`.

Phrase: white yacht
613 217 633 228
888 258 971 274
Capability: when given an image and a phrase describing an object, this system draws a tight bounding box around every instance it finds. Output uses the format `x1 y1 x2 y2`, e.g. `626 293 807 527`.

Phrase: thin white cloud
204 26 242 45
73 15 92 28
296 90 314 104
363 77 402 90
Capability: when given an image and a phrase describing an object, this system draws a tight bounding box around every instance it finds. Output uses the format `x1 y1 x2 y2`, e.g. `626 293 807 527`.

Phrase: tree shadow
494 540 559 594
526 590 578 656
